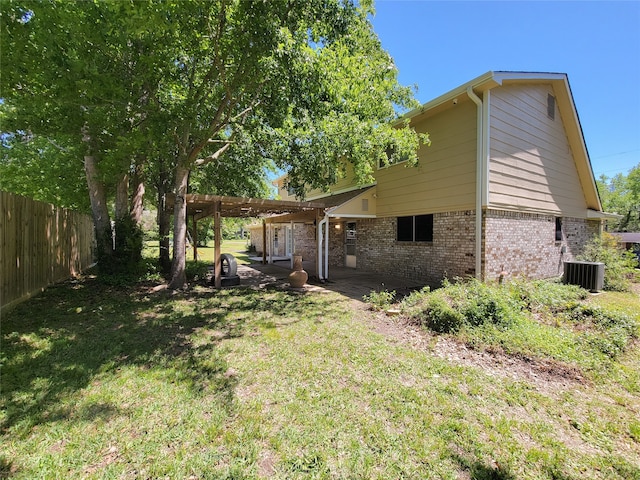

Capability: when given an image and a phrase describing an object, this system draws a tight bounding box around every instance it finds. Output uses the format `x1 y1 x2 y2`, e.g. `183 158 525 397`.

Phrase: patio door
345 222 357 268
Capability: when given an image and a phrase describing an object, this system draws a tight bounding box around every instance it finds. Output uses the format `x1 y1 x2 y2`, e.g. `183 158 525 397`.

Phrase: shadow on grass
0 275 337 436
451 453 516 480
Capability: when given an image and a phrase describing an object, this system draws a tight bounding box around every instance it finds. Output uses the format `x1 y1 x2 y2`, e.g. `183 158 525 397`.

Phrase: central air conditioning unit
563 261 605 292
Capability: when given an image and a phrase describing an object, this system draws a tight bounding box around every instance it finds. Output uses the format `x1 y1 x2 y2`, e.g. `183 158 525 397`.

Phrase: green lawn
1 272 639 478
144 238 252 265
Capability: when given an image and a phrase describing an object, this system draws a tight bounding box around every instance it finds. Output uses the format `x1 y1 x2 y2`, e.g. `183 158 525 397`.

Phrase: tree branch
46 137 70 153
194 141 232 166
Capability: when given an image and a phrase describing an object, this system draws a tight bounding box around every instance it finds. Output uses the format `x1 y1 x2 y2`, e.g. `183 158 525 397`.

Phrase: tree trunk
168 164 190 289
158 190 171 275
130 160 145 225
115 173 129 221
155 159 172 274
84 154 113 259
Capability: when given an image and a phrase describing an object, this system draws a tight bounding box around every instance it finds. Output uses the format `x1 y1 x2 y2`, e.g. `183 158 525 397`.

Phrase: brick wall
483 209 600 281
249 223 316 261
354 211 476 286
293 224 316 262
249 225 263 254
252 210 601 286
328 222 346 267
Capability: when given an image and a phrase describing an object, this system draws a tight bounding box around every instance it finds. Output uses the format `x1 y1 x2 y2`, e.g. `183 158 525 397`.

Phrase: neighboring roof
398 71 603 213
612 232 640 243
166 194 325 221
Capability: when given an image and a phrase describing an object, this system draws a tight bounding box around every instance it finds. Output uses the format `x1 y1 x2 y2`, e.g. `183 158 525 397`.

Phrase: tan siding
375 100 477 217
489 84 588 217
329 187 377 216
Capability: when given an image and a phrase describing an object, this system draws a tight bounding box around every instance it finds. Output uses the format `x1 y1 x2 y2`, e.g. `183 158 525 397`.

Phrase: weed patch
397 278 639 376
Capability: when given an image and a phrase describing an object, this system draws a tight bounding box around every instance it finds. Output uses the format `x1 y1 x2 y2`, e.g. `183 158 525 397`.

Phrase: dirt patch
360 304 587 393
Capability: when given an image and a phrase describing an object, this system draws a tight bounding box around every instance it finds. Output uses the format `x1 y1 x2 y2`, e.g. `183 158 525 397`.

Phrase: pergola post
268 223 273 264
192 214 198 261
213 200 222 289
262 219 267 265
290 220 294 269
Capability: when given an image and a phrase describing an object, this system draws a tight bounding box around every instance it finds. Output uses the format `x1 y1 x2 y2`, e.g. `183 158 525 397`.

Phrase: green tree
0 131 89 211
1 0 167 267
158 0 426 289
2 0 427 289
597 163 640 231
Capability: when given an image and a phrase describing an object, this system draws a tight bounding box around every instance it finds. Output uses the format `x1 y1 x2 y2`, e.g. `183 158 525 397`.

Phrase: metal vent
547 94 556 119
563 261 604 292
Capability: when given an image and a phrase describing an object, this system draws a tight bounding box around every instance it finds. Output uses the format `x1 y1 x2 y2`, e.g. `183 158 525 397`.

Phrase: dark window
379 145 410 169
555 217 562 241
547 94 556 120
397 216 414 241
397 214 433 242
415 214 434 241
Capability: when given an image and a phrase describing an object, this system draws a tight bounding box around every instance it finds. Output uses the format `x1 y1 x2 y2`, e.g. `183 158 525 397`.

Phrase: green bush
96 216 144 277
578 232 637 291
421 294 465 333
362 289 396 311
509 278 588 313
564 304 638 360
401 278 522 333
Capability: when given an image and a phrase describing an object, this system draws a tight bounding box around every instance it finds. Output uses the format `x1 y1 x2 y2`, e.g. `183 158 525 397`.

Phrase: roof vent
547 94 556 120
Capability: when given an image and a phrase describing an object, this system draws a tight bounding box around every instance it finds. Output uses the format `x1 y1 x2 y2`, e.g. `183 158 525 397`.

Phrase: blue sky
369 0 640 179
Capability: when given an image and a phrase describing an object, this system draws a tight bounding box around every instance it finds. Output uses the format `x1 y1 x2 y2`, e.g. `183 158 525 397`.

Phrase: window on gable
547 94 556 120
397 214 433 242
555 217 563 241
379 145 410 169
283 181 295 196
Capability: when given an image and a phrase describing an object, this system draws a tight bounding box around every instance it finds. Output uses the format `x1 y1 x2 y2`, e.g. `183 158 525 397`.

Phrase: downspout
467 86 484 280
317 214 328 281
324 215 329 280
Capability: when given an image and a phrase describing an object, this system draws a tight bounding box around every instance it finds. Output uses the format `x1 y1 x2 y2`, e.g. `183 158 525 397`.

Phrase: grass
143 238 252 266
1 269 639 478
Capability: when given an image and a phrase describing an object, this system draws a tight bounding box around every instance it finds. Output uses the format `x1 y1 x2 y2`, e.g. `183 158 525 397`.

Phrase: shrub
401 278 522 333
578 232 637 291
565 304 639 360
421 294 465 333
363 289 396 311
510 278 588 313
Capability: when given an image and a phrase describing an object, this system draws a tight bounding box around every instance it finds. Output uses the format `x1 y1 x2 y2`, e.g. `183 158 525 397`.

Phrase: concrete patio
236 259 425 301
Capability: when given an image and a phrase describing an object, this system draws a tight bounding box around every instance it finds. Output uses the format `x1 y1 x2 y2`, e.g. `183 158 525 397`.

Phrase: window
397 214 433 242
547 94 556 120
285 182 296 196
555 217 562 242
379 146 410 169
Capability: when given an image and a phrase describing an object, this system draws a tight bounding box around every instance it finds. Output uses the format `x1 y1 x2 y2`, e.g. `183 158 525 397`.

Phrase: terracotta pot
288 254 308 288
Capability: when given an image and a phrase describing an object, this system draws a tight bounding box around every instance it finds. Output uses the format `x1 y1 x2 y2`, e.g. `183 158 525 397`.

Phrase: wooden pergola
167 194 325 288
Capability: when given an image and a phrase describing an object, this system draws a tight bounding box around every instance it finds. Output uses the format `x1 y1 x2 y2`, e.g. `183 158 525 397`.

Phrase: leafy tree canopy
1 0 427 288
598 163 640 231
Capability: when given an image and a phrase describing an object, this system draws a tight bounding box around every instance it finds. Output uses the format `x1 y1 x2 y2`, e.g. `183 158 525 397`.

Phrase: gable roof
398 71 603 212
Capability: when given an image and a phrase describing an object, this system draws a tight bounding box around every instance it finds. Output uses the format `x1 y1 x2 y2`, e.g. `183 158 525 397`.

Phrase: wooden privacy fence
1 191 95 313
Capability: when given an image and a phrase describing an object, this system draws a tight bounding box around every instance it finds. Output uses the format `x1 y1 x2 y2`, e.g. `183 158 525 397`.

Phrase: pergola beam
166 193 327 288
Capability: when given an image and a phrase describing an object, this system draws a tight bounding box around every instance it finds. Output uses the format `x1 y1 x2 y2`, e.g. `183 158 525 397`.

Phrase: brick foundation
483 209 600 281
252 210 601 286
352 212 476 286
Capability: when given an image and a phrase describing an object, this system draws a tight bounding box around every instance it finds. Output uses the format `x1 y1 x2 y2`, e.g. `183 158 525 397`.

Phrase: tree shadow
450 453 517 480
1 275 336 435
